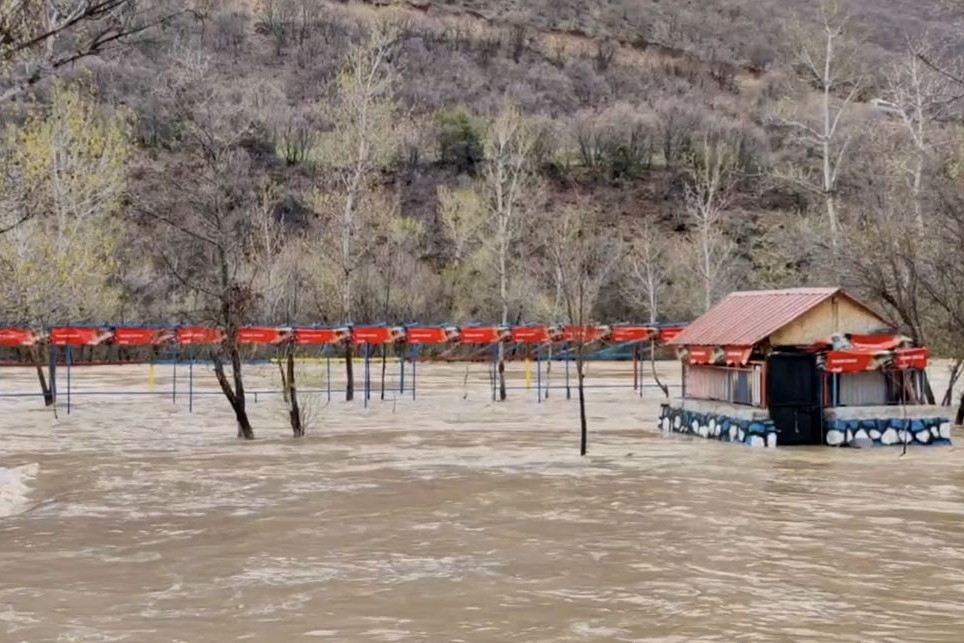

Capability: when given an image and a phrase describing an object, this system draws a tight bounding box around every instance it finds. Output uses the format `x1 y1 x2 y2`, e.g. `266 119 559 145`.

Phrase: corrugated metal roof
669 288 848 347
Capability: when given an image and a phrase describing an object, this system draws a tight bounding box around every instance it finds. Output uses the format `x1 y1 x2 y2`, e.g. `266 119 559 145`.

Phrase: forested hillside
1 0 963 360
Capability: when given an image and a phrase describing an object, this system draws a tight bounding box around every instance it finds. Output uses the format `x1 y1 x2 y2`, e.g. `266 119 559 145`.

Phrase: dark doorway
767 353 823 446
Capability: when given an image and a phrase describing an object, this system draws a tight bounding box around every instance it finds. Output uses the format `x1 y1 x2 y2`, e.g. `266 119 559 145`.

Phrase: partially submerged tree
548 202 621 456
480 101 536 401
318 18 404 402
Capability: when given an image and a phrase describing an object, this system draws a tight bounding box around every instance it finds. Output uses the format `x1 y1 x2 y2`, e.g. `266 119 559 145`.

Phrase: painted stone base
659 404 778 448
824 417 951 447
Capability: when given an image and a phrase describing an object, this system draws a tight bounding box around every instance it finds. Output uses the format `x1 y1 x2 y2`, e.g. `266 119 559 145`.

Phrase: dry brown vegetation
1 0 964 384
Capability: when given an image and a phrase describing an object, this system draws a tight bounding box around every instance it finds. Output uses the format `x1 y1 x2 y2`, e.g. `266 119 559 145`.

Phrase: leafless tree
318 19 404 401
0 0 182 104
547 202 621 455
775 2 863 246
683 134 737 312
480 101 536 401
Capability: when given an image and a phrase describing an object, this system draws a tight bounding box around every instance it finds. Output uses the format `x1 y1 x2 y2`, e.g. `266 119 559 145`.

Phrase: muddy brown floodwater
1 360 964 642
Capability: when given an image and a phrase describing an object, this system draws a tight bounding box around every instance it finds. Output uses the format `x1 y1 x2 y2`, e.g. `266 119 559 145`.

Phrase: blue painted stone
748 422 767 435
911 420 924 432
860 420 877 430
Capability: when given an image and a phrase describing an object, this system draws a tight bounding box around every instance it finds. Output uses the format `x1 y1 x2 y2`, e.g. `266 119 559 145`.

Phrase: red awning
353 326 404 345
724 346 752 366
114 328 176 346
406 326 458 344
177 327 225 345
460 326 507 344
563 325 611 343
511 325 552 343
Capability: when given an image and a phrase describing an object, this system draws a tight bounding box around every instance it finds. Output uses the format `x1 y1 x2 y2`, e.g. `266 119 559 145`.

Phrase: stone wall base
825 417 951 447
659 404 778 448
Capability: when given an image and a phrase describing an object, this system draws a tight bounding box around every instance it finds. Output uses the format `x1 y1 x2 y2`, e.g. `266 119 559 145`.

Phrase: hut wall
838 371 888 406
769 296 889 346
685 365 763 406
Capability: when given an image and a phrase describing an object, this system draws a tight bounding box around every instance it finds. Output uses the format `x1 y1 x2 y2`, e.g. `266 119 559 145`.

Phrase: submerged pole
536 346 541 404
172 346 177 404
66 345 72 415
411 344 418 401
188 349 194 414
399 345 405 394
565 341 571 400
326 347 331 402
363 343 370 408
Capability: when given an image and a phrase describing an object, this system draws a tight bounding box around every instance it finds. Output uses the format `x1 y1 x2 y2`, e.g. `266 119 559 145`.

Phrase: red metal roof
669 288 859 347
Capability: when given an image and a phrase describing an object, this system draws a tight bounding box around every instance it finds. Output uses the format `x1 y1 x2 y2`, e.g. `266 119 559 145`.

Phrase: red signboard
114 328 176 346
724 346 752 366
0 328 36 347
562 325 610 342
687 345 716 365
511 325 551 343
238 327 292 345
894 347 928 370
406 326 458 344
51 327 112 346
611 325 653 343
658 326 685 343
460 326 507 344
294 327 350 345
353 326 404 345
824 350 876 373
177 327 224 345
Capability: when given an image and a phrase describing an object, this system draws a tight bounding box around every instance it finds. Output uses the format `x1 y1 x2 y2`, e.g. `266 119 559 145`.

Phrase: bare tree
626 221 669 324
887 39 951 229
775 2 862 246
683 135 737 312
547 202 621 455
480 101 535 401
0 0 181 105
318 19 403 401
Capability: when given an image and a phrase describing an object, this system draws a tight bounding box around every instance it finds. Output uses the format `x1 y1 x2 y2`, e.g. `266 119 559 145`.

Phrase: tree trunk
941 359 962 407
286 349 303 437
30 346 54 407
956 394 964 426
650 341 669 398
345 342 355 401
497 342 507 401
212 352 254 440
380 344 387 401
577 353 588 456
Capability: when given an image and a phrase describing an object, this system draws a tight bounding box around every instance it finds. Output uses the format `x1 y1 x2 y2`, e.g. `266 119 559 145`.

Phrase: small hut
660 288 950 447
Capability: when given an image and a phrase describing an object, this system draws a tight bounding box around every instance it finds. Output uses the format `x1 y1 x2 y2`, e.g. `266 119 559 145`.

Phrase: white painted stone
748 435 765 448
940 423 952 440
931 427 940 438
699 425 709 438
845 429 853 444
766 433 777 448
855 429 869 442
826 430 845 446
691 420 699 434
916 430 931 444
900 430 913 444
661 417 670 432
709 418 717 432
737 429 745 443
881 428 898 445
674 415 681 429
870 429 882 440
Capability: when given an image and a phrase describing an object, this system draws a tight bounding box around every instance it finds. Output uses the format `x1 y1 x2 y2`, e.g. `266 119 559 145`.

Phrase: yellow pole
525 354 532 390
148 360 156 393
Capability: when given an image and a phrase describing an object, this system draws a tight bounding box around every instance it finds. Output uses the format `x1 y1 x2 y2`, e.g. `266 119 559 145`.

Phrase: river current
1 362 963 642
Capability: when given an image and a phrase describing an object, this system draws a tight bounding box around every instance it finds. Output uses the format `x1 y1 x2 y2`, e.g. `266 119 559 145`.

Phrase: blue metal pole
565 341 571 400
399 346 405 394
188 349 194 414
49 343 58 404
411 344 418 401
491 343 498 401
172 346 177 404
326 347 331 402
536 347 541 404
66 345 72 415
364 343 370 408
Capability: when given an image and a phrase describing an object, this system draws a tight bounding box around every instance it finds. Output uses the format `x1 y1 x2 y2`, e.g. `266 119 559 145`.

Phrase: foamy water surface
1 361 964 642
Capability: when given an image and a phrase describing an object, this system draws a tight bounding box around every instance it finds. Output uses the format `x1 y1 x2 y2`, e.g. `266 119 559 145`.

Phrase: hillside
1 0 963 352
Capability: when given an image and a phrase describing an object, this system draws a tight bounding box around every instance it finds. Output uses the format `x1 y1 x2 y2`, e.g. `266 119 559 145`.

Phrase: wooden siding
769 295 890 347
685 364 764 407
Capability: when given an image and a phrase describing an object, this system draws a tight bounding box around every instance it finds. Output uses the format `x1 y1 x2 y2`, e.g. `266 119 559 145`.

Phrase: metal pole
536 346 541 404
326 347 331 402
172 346 178 404
66 345 72 415
399 345 405 394
189 349 194 414
364 343 370 408
491 343 498 401
565 341 571 400
49 344 58 404
411 344 418 401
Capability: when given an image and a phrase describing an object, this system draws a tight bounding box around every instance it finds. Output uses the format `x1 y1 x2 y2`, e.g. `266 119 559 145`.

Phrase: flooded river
2 361 964 641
